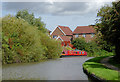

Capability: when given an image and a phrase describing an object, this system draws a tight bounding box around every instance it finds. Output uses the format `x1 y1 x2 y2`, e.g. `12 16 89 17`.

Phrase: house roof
57 36 71 41
47 29 51 33
73 26 95 34
58 25 72 35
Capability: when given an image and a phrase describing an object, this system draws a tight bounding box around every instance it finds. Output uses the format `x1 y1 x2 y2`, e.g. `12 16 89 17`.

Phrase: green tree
72 37 86 50
2 15 46 64
96 1 120 61
71 37 102 56
39 32 62 59
2 15 62 64
16 9 47 33
94 32 115 52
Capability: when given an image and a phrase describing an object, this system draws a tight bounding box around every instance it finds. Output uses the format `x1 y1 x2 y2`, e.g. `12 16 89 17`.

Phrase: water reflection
3 56 93 80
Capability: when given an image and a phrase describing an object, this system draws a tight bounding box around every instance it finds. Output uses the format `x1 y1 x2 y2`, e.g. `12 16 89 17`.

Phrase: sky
1 0 116 32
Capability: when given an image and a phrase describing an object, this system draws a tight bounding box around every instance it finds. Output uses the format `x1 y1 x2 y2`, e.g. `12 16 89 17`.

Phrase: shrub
39 32 62 59
2 15 46 64
65 46 74 50
85 41 100 56
71 37 86 50
72 37 111 57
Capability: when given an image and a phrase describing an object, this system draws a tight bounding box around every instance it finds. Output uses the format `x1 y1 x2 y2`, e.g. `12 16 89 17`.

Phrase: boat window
79 52 81 54
82 52 84 54
76 52 77 54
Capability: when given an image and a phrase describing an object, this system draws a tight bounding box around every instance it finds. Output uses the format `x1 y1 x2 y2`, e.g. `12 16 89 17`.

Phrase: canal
2 56 93 80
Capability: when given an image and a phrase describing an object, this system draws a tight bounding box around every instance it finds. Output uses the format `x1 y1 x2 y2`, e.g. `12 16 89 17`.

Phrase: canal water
2 56 93 80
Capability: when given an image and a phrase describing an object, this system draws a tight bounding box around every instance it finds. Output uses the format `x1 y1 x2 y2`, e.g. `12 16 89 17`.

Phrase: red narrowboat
61 50 87 57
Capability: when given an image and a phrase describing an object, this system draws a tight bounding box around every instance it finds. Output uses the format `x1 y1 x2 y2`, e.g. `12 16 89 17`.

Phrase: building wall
66 35 73 41
51 27 64 37
73 33 95 42
51 27 73 41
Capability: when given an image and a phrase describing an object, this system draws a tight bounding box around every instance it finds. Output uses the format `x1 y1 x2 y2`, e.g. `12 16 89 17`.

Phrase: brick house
56 35 71 46
51 25 73 47
51 25 96 48
73 26 96 42
51 25 73 40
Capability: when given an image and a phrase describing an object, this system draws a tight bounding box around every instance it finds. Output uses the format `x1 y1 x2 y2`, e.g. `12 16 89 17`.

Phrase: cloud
2 1 113 16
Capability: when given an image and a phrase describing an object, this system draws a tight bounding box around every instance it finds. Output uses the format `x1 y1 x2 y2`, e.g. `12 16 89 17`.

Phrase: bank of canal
3 56 93 80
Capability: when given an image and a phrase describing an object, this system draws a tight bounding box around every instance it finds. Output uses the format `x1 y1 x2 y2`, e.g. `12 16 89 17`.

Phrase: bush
72 37 111 57
85 41 100 56
71 37 86 50
2 15 62 64
95 33 115 52
2 15 46 64
65 46 74 50
40 32 62 59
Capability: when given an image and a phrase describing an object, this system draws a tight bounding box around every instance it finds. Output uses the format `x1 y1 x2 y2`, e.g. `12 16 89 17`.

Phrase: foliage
83 56 119 80
2 15 46 64
16 9 47 33
94 32 115 52
71 37 86 50
85 41 100 57
71 37 113 57
2 15 62 64
96 1 120 60
39 32 62 59
65 46 74 50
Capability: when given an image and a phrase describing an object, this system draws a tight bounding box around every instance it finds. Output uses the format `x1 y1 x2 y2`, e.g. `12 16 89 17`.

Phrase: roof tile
58 25 72 35
73 26 95 34
60 36 71 41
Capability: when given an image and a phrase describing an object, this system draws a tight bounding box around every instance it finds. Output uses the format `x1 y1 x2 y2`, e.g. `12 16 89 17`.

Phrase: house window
53 35 57 38
82 33 86 37
75 34 79 38
91 33 95 37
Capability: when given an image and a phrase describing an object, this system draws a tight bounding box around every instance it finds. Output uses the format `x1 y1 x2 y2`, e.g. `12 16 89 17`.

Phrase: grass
87 50 114 57
108 57 120 69
83 56 119 80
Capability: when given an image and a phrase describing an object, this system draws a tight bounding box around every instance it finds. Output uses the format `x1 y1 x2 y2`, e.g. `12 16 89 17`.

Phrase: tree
94 31 115 52
72 37 86 50
39 32 62 59
96 1 120 61
16 9 47 33
2 15 46 64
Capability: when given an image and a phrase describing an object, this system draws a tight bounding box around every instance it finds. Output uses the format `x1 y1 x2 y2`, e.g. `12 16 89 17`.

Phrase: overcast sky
2 0 115 31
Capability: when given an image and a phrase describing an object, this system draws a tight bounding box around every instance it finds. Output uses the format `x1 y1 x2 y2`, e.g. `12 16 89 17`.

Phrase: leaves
96 1 120 60
16 9 47 33
72 37 86 50
2 15 62 64
2 15 44 64
96 1 120 44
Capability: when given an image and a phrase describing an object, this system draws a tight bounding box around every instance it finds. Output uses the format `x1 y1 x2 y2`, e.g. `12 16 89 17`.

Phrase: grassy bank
83 56 119 80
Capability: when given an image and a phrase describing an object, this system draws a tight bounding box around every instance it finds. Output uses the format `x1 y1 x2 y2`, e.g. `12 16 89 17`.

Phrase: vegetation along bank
2 10 62 64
